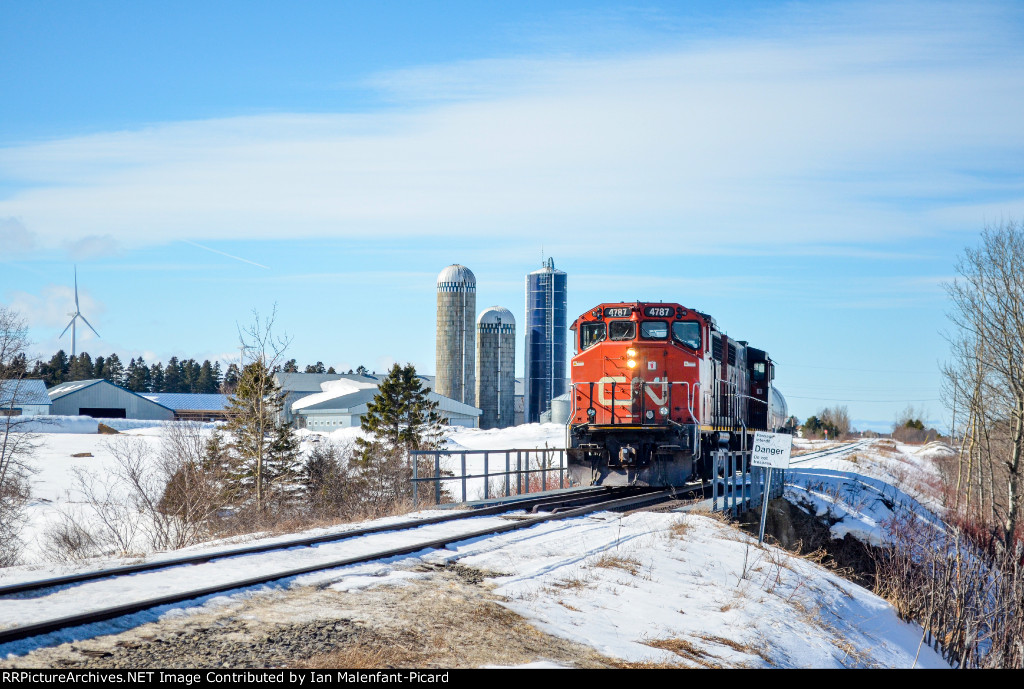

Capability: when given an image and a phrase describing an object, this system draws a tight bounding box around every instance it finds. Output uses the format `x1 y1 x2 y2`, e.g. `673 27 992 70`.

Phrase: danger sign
750 431 793 469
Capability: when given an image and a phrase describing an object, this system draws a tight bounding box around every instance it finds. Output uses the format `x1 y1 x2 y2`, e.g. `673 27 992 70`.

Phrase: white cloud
1 2 1022 255
0 217 37 255
63 234 121 260
8 283 106 355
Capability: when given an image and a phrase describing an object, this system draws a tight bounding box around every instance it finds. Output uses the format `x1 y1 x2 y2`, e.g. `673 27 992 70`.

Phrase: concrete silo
525 257 567 423
475 306 516 429
435 264 476 405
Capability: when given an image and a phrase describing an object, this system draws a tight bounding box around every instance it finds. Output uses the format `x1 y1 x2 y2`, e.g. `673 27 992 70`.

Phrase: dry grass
684 504 734 524
697 634 772 664
668 519 692 539
643 637 722 668
549 571 592 590
305 645 413 669
593 553 642 575
295 566 618 669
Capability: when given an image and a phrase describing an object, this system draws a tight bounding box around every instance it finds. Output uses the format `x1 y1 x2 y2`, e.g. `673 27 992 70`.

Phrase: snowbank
5 415 99 434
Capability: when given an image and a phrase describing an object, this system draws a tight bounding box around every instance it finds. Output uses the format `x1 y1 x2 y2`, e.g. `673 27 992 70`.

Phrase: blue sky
2 1 1023 431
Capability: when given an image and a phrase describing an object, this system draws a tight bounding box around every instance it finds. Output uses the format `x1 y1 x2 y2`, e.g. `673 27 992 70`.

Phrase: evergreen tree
164 357 182 393
149 362 164 392
212 361 223 390
47 350 70 386
221 363 241 394
125 357 150 391
93 355 105 379
267 421 302 502
355 365 369 376
185 359 202 392
68 352 94 381
282 359 299 373
327 366 336 374
355 363 445 458
196 360 217 394
224 361 299 511
104 353 125 386
1 352 27 379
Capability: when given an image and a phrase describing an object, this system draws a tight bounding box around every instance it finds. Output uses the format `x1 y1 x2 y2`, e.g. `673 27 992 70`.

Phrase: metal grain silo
435 264 476 405
475 306 516 429
525 257 567 423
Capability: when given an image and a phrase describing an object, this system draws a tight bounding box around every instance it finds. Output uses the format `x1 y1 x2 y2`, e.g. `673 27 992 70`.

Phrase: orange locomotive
566 302 787 486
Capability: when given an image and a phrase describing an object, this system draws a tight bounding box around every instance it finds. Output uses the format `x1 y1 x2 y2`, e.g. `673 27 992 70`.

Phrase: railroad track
788 439 872 465
0 486 673 648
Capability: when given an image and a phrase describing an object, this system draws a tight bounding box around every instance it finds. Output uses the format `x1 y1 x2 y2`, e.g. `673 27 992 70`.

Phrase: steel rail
0 489 674 646
0 486 615 598
788 439 871 465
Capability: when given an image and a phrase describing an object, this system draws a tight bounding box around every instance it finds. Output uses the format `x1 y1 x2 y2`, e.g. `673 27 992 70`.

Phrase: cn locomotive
566 301 788 487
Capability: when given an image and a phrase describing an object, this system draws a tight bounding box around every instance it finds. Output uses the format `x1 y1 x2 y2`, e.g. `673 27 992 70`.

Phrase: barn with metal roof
48 379 174 420
0 379 52 416
142 393 231 422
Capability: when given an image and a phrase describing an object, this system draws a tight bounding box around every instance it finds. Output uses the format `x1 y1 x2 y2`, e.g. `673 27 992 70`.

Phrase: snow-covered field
2 425 954 668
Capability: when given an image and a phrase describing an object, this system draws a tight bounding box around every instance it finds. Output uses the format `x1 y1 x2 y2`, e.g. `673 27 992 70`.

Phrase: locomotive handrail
569 379 699 425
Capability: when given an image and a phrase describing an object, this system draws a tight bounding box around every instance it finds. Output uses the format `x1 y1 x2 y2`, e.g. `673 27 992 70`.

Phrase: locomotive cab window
580 322 606 350
608 320 636 341
640 320 668 339
753 361 766 381
672 321 702 350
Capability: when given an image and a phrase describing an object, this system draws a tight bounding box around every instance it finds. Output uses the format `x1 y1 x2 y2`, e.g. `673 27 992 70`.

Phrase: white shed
291 378 481 431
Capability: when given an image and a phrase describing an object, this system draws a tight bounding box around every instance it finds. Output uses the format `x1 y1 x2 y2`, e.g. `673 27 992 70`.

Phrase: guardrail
409 448 569 508
711 449 784 517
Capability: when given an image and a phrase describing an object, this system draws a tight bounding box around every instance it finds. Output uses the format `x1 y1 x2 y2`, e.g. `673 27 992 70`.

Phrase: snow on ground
1 504 949 668
442 511 947 668
3 426 954 667
787 438 950 545
301 422 570 503
13 429 165 565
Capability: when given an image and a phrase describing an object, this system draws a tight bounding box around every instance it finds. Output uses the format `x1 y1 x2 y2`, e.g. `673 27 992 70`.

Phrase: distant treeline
18 351 363 394
26 351 232 394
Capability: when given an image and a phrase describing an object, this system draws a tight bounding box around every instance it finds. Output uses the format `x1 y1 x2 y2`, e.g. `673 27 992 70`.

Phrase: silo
475 306 516 429
436 265 476 405
525 257 568 423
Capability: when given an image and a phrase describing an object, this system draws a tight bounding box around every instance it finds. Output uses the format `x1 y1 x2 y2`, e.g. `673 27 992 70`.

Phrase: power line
776 361 938 375
787 395 942 403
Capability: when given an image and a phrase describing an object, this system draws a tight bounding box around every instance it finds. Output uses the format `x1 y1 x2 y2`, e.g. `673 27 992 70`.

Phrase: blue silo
525 258 567 424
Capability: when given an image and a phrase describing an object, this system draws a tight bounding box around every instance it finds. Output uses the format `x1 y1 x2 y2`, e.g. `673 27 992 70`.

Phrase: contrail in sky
181 240 270 269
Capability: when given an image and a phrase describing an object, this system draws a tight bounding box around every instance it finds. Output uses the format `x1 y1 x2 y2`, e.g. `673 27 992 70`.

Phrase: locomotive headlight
627 348 637 357
587 407 596 419
660 407 669 416
627 359 637 368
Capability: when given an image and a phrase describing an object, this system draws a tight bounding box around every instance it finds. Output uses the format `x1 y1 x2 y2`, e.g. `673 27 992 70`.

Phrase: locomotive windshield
608 321 635 340
672 321 701 350
580 322 606 349
640 321 668 339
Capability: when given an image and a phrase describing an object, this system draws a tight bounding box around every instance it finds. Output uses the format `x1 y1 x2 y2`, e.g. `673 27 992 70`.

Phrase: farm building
47 379 174 420
290 377 482 431
0 379 52 416
142 393 231 422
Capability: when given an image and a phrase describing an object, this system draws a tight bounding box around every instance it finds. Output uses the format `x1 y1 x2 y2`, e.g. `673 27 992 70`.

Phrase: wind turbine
59 267 100 357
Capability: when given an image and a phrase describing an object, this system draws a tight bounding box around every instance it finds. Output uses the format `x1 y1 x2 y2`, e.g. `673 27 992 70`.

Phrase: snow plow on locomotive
566 302 788 487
